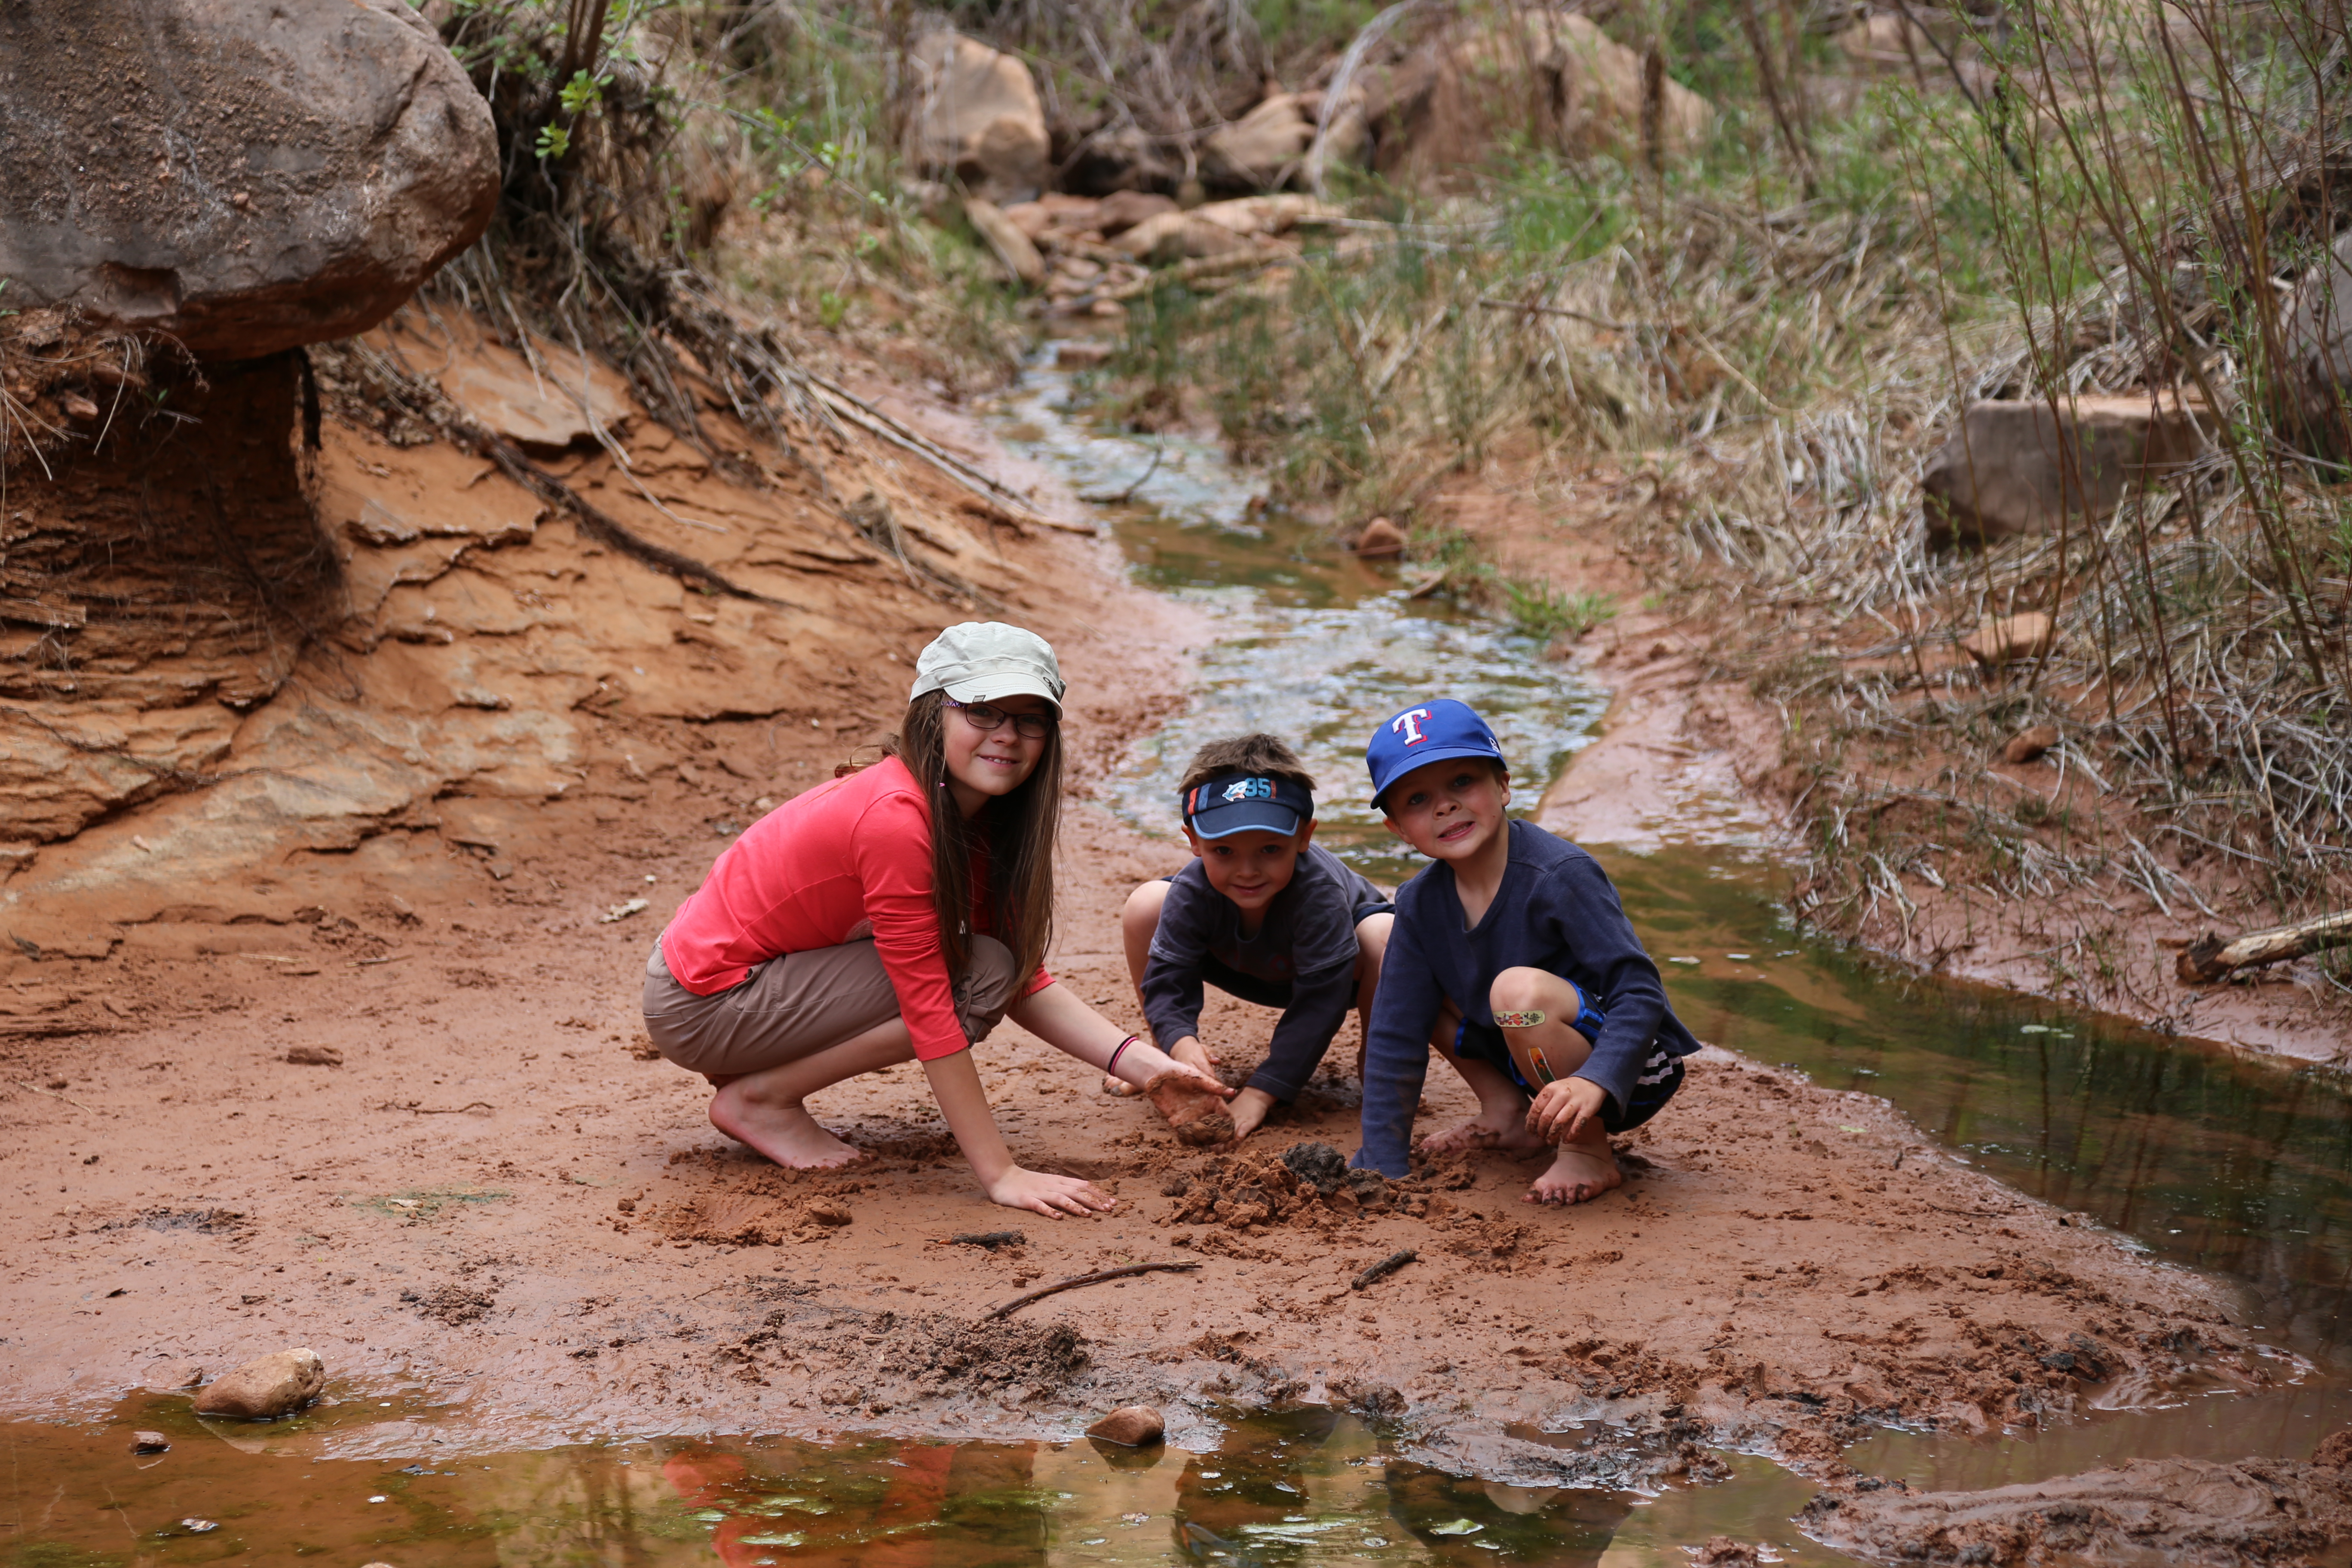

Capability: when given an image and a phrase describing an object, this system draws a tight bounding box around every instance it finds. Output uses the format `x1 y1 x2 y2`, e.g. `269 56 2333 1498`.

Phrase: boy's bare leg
1420 1000 1548 1155
707 1018 915 1169
1489 966 1621 1205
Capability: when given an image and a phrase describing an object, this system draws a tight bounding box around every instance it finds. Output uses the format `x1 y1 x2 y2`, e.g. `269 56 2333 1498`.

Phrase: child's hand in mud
1227 1086 1277 1142
1527 1075 1606 1144
988 1165 1116 1218
1170 1036 1221 1072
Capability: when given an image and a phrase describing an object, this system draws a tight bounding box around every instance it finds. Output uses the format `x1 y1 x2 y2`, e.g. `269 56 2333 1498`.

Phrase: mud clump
405 1285 496 1326
1163 1149 1392 1231
1145 1071 1235 1146
1801 1454 2352 1567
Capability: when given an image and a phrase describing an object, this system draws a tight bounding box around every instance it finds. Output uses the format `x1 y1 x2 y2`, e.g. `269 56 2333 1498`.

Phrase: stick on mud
985 1262 1200 1320
1352 1249 1418 1290
2176 908 2352 983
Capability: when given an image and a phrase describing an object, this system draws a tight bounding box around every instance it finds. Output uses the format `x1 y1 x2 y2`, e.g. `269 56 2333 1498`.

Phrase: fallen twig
1079 439 1163 504
986 1261 1200 1319
9 1078 95 1111
1351 1248 1417 1290
2177 908 2352 983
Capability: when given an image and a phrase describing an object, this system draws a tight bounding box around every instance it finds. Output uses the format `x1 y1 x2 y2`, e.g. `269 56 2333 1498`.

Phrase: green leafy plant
1504 580 1616 642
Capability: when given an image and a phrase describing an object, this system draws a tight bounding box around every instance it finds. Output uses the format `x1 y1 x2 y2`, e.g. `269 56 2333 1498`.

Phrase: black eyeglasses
945 698 1055 739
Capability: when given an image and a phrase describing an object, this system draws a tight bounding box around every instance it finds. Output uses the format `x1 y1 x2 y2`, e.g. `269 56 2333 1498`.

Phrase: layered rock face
0 0 497 358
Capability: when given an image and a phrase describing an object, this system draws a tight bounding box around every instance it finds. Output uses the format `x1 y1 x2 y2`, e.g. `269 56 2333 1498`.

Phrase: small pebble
131 1430 169 1453
369 1494 388 1503
180 1519 218 1533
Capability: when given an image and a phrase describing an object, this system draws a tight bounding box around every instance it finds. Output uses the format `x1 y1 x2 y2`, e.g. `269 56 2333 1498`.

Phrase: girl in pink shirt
644 623 1234 1217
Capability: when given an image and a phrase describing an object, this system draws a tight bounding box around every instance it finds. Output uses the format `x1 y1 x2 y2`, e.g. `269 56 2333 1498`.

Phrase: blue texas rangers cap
1366 698 1507 809
1182 772 1315 839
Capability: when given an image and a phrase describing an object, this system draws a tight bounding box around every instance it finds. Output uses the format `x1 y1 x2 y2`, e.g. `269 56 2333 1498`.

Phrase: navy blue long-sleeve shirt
1141 845 1389 1101
1355 819 1700 1177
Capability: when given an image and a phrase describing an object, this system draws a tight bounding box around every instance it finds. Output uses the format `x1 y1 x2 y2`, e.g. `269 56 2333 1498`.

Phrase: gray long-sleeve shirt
1139 844 1389 1101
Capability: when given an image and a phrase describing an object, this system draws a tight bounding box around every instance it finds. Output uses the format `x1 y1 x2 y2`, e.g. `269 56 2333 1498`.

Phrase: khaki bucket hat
908 622 1066 711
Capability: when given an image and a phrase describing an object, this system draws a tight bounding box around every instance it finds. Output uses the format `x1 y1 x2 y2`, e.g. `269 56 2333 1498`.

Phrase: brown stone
1355 518 1407 558
1360 13 1712 190
131 1430 170 1453
0 0 497 358
1094 190 1179 236
907 33 1049 203
1084 1405 1166 1446
192 1347 325 1419
438 339 634 457
1921 394 2209 547
2002 724 2061 764
1203 94 1318 191
285 1045 343 1066
1961 613 2058 669
963 199 1045 288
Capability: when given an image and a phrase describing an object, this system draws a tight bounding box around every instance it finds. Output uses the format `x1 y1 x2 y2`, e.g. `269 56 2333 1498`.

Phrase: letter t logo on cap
1391 707 1433 745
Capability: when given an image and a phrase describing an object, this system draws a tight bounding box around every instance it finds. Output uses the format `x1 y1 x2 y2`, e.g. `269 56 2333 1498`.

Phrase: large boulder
1354 10 1712 187
1920 393 2209 548
0 0 497 359
907 32 1050 204
1203 93 1320 191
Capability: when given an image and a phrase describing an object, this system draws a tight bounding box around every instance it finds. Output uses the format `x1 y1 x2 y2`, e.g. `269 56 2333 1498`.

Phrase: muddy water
6 357 2351 1566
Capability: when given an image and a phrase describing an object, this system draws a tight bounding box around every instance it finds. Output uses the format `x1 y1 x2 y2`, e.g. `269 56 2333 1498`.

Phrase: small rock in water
2002 723 2060 764
178 1519 219 1534
130 1430 170 1453
1085 1405 1165 1447
1693 1537 1761 1568
1056 340 1114 368
192 1347 325 1419
1354 517 1406 558
285 1045 343 1066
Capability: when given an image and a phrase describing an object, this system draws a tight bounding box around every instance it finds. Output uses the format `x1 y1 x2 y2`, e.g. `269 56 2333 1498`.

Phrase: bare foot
1145 1071 1236 1147
1100 1072 1141 1097
1524 1143 1622 1205
709 1085 868 1170
1424 1103 1545 1155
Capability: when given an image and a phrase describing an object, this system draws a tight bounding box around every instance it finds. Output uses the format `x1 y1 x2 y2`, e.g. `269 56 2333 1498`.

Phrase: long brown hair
883 690 1060 984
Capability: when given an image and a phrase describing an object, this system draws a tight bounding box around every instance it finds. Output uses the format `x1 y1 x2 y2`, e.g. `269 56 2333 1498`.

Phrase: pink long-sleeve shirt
658 756 1050 1060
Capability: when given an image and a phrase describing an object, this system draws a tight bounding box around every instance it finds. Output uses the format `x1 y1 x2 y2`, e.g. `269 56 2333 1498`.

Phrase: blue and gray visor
1182 773 1314 839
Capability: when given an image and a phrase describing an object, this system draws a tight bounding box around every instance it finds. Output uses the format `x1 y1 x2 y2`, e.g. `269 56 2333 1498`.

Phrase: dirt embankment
1417 459 2352 1068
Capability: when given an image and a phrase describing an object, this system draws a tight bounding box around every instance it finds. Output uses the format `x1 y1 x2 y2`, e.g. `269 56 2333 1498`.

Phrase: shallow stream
4 354 2349 1566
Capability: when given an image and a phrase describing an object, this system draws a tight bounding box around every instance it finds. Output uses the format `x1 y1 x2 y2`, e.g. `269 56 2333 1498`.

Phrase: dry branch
2176 909 2352 984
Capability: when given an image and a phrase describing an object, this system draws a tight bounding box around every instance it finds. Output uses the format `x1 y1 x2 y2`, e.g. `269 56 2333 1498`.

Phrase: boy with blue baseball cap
1355 698 1699 1203
1115 733 1396 1142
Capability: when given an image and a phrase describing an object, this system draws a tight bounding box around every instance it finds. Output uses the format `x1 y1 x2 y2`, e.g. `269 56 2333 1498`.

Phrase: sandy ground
0 504 2280 1488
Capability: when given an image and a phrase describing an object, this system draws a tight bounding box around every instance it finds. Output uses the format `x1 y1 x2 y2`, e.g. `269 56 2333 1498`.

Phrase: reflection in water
0 1404 1862 1568
1599 846 2352 1363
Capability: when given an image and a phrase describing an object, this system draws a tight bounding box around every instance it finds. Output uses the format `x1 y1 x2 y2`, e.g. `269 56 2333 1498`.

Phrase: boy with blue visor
1354 698 1698 1203
1115 733 1395 1142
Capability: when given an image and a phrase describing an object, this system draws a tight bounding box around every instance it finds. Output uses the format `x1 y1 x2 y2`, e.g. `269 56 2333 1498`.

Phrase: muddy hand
1145 1069 1237 1146
1527 1077 1605 1143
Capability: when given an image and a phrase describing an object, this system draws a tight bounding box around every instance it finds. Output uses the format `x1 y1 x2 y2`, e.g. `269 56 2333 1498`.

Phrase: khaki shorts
642 931 1020 1079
